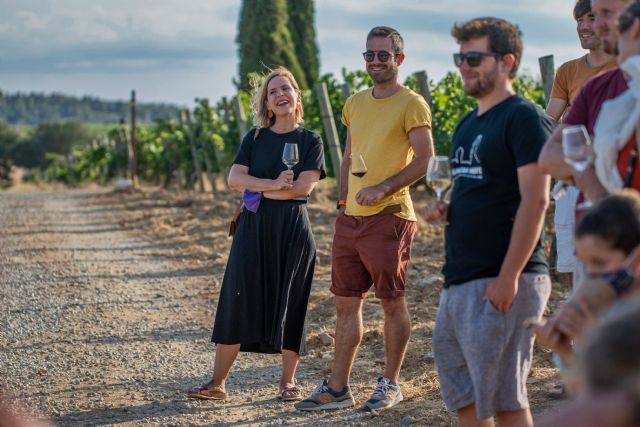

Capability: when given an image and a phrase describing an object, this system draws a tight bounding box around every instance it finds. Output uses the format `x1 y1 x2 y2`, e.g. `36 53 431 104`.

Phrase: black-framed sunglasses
362 50 396 63
453 51 500 67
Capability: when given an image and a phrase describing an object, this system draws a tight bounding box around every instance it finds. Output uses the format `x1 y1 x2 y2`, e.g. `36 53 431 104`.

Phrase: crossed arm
228 164 321 200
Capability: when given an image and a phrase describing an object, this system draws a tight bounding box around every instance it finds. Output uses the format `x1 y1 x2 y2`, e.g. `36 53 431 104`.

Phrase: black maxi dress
211 127 326 354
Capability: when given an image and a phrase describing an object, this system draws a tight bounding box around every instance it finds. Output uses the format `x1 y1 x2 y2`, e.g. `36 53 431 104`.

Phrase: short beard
368 63 397 84
602 37 619 55
463 65 499 98
581 39 601 51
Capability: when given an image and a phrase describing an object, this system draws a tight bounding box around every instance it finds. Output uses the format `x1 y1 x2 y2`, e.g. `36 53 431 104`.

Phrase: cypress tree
236 0 308 90
286 0 320 86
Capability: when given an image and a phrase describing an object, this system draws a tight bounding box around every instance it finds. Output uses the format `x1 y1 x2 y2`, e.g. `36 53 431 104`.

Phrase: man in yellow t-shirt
296 26 434 413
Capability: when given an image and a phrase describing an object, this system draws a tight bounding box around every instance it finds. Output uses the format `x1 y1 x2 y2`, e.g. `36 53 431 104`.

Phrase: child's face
575 235 628 274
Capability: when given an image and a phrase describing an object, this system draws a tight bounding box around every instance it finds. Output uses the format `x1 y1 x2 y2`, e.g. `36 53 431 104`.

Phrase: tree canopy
236 0 319 90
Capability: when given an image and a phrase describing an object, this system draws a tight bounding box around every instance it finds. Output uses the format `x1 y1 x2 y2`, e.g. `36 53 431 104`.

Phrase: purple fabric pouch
242 189 262 213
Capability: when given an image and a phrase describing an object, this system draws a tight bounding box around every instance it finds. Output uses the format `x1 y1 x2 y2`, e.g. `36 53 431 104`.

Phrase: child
574 189 640 277
536 300 640 427
532 190 640 376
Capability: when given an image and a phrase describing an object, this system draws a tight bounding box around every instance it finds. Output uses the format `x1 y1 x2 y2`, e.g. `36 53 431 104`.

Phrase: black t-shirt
443 95 552 287
234 126 327 184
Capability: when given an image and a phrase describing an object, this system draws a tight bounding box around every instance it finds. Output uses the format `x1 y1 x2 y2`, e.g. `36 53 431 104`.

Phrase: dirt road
0 187 564 426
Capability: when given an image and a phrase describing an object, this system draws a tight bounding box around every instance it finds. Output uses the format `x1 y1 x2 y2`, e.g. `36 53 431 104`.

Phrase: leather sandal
278 385 303 401
188 380 227 400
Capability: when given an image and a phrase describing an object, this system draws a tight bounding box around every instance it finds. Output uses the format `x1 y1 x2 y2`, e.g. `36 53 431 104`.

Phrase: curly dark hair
451 17 522 79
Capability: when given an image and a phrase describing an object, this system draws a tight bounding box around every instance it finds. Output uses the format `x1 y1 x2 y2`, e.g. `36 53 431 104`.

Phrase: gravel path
0 190 389 426
0 189 565 426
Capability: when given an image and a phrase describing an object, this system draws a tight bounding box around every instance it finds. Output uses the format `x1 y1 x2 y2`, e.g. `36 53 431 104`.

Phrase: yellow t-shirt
550 54 617 105
341 86 432 221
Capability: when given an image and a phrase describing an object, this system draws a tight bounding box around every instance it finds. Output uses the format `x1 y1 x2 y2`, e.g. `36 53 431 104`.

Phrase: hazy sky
0 0 584 106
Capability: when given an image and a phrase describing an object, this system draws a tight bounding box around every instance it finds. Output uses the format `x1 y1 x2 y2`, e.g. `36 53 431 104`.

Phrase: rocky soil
0 184 565 426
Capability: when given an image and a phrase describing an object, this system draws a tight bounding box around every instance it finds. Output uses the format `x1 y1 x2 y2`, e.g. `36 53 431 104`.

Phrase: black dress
211 127 326 354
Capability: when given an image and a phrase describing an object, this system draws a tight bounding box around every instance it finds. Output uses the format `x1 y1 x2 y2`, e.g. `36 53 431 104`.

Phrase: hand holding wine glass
426 156 452 201
350 153 367 178
562 125 592 172
562 125 593 207
282 143 299 170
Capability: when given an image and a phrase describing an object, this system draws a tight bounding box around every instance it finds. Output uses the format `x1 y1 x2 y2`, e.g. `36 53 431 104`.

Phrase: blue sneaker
363 376 403 411
294 379 355 411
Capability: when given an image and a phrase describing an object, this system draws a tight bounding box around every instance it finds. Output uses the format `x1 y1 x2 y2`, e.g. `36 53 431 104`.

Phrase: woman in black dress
188 67 325 402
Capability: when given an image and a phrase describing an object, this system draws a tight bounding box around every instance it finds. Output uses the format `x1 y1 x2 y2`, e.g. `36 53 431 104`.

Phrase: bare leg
380 297 411 383
496 408 533 427
458 404 495 427
280 349 299 389
211 343 241 390
327 296 364 391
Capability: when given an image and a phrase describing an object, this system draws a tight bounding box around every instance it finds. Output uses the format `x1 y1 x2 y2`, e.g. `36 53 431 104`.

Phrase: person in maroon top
539 0 636 200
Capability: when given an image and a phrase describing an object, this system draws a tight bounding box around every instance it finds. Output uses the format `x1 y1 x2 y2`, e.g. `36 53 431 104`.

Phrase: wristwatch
336 199 346 210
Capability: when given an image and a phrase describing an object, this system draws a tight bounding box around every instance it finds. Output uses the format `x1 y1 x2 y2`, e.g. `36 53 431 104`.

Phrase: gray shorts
432 273 551 420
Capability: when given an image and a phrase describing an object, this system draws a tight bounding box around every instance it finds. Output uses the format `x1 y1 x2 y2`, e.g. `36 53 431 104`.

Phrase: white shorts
555 224 576 273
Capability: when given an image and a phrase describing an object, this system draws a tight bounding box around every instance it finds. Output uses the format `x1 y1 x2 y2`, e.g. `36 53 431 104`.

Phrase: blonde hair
250 66 304 128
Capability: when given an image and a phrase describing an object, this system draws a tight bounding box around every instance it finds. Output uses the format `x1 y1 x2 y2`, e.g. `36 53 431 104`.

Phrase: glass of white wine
562 125 592 172
282 143 299 170
426 156 452 201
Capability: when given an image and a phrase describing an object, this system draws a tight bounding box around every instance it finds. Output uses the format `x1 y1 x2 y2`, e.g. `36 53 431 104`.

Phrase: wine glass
350 153 367 178
282 143 299 170
426 156 452 201
562 125 593 208
562 125 592 172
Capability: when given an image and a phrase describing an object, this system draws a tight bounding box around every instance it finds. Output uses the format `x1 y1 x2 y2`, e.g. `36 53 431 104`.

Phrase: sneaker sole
296 398 355 411
363 393 403 411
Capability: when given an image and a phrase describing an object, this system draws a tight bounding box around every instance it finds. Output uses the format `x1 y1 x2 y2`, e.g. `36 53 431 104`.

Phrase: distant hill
0 90 183 125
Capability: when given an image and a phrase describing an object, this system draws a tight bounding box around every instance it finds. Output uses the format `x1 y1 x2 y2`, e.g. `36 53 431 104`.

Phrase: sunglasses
362 50 396 62
453 51 500 67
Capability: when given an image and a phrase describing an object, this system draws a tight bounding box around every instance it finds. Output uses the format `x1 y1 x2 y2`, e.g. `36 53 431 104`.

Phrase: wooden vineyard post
234 96 248 139
316 82 343 194
539 55 555 104
209 113 229 190
341 83 351 102
129 90 139 188
414 70 432 107
186 110 217 194
180 110 205 192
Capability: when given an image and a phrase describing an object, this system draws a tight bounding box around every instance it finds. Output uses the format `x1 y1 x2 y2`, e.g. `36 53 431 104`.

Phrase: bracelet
336 199 346 210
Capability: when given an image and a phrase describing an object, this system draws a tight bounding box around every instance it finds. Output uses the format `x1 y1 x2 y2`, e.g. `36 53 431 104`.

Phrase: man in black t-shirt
422 18 552 427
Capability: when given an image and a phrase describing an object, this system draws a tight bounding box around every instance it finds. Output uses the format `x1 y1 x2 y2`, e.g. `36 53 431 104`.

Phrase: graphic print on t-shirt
452 134 483 180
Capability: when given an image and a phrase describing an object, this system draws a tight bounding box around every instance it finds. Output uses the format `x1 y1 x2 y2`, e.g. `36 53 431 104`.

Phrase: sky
0 0 584 107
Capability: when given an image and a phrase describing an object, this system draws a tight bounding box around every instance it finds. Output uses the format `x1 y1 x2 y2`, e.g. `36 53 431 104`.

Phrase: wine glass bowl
350 153 367 178
282 143 299 170
426 156 452 201
562 125 592 172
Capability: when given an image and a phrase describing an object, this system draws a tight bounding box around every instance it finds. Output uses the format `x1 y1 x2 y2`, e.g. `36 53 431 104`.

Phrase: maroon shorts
330 212 417 299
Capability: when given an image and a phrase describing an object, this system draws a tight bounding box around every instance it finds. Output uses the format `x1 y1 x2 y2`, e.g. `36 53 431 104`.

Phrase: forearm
499 196 549 280
573 166 608 202
376 154 429 197
263 180 317 200
539 126 574 180
228 172 277 193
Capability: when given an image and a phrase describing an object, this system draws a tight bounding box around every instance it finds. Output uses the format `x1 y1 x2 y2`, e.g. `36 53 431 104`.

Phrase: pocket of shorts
485 299 503 315
392 215 404 240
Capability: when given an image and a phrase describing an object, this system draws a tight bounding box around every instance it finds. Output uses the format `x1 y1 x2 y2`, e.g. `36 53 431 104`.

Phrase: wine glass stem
436 190 443 201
